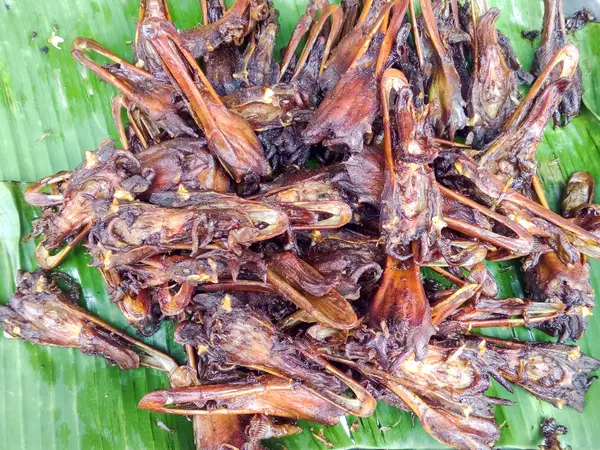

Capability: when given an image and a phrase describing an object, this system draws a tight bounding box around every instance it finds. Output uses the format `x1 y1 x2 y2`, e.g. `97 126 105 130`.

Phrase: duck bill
431 284 480 325
505 44 579 131
368 257 434 360
267 252 358 329
145 20 271 184
1 270 177 373
291 4 343 80
381 380 500 450
24 171 71 207
138 375 345 425
280 201 353 230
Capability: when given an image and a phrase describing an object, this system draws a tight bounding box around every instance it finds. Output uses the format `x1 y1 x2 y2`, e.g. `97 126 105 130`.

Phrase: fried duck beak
0 270 177 372
419 0 467 139
138 375 345 425
144 19 271 185
175 305 375 416
368 257 434 361
469 8 519 147
27 141 141 269
71 37 197 138
327 346 503 450
480 337 600 412
267 252 359 329
533 0 583 126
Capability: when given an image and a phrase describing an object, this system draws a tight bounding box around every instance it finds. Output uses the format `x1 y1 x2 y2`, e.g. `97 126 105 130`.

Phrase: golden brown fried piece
174 303 376 417
306 229 384 300
341 145 533 259
479 337 600 412
381 345 502 450
72 38 197 139
389 385 500 450
379 69 444 260
533 0 583 126
266 252 358 329
327 344 503 450
318 0 392 91
133 0 174 77
135 138 231 196
469 8 519 147
303 40 382 152
303 0 403 152
222 83 308 131
368 258 434 361
139 375 345 425
90 193 288 268
522 170 595 342
180 0 269 58
144 19 271 185
440 295 565 333
26 140 142 269
419 0 467 139
257 168 352 230
524 251 594 342
435 151 600 259
478 78 572 191
0 270 177 372
234 5 280 87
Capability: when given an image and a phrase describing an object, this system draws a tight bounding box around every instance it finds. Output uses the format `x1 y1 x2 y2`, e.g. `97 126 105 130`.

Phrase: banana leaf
1 0 600 449
573 23 600 120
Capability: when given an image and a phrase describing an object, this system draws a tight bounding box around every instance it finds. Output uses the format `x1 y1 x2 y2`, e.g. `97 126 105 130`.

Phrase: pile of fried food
1 0 599 448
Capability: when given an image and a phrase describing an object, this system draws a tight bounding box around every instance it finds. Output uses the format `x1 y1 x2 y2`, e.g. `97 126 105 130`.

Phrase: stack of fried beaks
2 0 599 448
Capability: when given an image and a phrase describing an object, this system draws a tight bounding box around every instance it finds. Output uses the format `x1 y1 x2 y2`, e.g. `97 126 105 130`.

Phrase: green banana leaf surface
1 0 600 448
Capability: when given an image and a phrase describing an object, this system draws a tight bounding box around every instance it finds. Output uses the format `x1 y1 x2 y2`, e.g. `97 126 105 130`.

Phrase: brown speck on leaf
521 29 540 41
311 428 334 448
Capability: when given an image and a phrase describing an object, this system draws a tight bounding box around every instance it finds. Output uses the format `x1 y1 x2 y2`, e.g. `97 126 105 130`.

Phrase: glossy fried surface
7 1 600 449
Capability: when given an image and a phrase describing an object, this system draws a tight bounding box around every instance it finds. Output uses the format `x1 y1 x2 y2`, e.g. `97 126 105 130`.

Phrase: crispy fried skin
306 229 384 300
478 79 571 191
0 271 139 370
524 240 594 342
89 194 288 268
144 19 271 186
533 0 583 126
303 40 381 152
469 8 519 148
175 303 376 416
480 338 600 412
539 418 570 450
29 141 139 251
368 258 434 361
139 375 345 425
419 0 467 139
135 138 231 195
180 0 268 58
380 81 444 260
